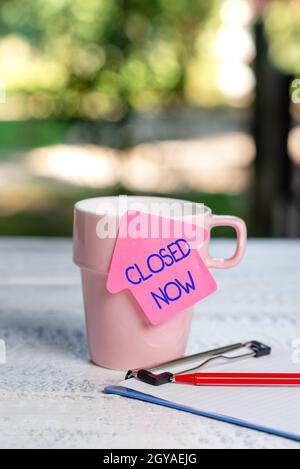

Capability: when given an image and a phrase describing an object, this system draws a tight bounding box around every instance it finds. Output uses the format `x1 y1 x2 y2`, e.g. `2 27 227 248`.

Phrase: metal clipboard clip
125 341 272 386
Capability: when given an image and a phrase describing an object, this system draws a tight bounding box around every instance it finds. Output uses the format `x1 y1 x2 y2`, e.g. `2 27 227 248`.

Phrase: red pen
174 372 300 386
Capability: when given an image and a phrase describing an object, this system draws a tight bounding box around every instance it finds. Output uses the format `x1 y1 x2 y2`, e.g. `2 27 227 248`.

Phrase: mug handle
206 215 247 269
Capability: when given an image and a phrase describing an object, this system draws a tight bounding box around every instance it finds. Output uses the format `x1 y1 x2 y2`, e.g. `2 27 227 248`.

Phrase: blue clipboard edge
104 385 300 443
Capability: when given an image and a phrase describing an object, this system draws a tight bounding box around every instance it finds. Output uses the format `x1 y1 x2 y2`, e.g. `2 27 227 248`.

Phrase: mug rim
75 196 212 217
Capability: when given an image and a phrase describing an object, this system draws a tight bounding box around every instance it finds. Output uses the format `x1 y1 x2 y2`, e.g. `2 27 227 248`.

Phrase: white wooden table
0 238 299 449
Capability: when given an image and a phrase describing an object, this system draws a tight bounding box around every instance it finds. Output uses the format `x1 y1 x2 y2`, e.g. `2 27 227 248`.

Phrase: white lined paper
116 350 300 437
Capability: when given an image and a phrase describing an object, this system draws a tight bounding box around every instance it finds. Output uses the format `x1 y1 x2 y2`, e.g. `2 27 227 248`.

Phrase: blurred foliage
0 120 70 149
0 0 299 120
0 0 225 119
0 187 252 237
264 1 300 75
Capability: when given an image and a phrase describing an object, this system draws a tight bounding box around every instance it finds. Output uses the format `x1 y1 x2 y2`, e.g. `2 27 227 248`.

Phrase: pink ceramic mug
73 196 247 370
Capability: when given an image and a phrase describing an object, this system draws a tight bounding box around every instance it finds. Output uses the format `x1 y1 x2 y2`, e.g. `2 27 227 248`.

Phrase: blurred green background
1 0 300 237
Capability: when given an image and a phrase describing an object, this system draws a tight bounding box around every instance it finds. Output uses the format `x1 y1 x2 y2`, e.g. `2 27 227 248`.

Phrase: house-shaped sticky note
107 211 217 325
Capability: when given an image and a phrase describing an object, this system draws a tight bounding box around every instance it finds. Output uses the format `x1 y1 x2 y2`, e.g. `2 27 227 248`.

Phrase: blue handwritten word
151 270 196 310
125 239 191 285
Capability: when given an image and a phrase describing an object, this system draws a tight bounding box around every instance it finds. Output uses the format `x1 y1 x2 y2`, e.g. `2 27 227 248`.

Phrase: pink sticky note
107 212 217 325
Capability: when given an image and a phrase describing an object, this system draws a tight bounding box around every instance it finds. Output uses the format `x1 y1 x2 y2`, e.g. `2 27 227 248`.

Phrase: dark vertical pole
253 21 292 236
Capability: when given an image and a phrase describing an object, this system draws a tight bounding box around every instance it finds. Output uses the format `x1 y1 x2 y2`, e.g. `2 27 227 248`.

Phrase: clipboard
104 348 300 443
